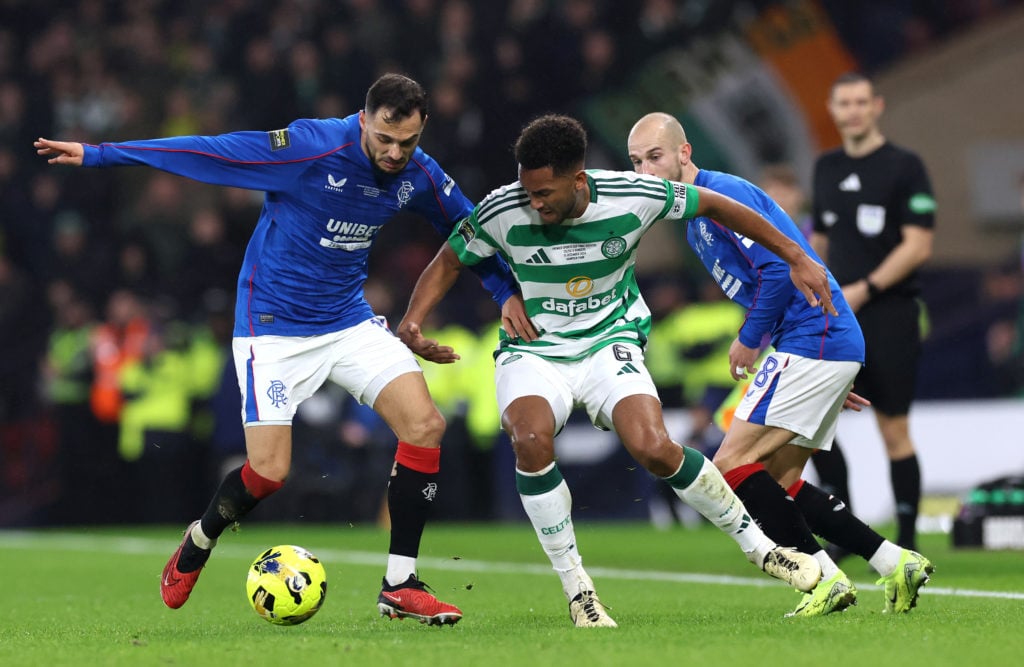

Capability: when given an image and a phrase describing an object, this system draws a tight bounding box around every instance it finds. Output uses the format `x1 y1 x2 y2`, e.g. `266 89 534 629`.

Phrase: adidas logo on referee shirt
838 173 861 192
525 249 552 264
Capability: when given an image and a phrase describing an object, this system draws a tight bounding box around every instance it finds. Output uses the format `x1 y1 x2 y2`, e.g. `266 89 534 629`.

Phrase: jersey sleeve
447 211 500 268
737 254 792 348
660 181 701 221
79 118 336 191
723 234 796 347
409 159 518 305
898 152 936 229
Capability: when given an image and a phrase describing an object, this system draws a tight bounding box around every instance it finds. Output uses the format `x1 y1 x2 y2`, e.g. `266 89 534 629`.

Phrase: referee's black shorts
854 294 921 417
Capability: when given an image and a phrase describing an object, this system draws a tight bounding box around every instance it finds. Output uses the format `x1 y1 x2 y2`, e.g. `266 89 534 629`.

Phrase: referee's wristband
865 278 883 299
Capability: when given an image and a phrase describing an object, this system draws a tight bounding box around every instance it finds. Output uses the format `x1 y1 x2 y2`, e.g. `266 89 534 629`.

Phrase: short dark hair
514 114 587 175
365 73 428 122
831 71 874 95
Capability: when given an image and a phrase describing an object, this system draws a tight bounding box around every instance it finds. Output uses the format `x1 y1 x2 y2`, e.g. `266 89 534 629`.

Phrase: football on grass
246 545 327 625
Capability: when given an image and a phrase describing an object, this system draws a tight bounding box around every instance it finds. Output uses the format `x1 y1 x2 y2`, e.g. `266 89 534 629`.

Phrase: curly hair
365 73 428 122
514 114 587 175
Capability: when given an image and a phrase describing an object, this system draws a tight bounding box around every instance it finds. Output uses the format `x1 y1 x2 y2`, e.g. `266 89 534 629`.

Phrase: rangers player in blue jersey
36 74 530 626
627 112 933 617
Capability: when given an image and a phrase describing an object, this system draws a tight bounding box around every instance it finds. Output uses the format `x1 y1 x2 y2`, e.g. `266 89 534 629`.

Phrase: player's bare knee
508 429 554 472
710 448 738 475
248 457 290 483
401 408 446 446
630 436 678 477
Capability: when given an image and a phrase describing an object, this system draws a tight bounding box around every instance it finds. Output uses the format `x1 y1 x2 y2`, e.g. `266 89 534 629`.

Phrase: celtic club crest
601 237 626 258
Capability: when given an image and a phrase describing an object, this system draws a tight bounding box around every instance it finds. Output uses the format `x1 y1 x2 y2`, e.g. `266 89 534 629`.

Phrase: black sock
792 481 884 559
176 533 211 573
201 466 261 539
180 467 255 573
178 466 276 573
891 454 921 550
734 469 822 556
387 463 437 558
809 440 852 510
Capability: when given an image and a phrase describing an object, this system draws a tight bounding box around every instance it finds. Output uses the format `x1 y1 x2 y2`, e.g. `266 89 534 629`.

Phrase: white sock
190 522 217 550
519 468 591 600
385 555 417 586
868 540 904 576
671 455 773 564
813 550 841 580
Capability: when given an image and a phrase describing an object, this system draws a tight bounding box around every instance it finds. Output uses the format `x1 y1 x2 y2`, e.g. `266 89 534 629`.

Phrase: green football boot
786 571 857 617
877 549 934 614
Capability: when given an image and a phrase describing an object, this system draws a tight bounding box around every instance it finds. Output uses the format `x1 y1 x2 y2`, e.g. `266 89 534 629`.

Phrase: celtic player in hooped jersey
448 169 832 363
451 169 699 361
399 114 835 627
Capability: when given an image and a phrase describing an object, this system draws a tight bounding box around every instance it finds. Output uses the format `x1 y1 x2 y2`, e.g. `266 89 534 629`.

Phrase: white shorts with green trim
495 342 659 433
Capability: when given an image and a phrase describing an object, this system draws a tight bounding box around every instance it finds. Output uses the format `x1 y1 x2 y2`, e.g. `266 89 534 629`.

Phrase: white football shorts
733 351 861 450
494 341 659 433
233 316 421 425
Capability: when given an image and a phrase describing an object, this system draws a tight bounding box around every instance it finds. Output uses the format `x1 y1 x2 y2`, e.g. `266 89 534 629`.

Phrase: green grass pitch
2 522 1023 666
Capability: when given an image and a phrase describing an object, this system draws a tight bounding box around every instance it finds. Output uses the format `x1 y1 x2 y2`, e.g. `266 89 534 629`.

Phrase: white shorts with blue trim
733 351 861 451
494 342 659 433
233 316 421 425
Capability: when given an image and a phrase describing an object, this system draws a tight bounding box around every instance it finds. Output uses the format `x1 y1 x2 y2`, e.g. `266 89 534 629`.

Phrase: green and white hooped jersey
449 169 700 360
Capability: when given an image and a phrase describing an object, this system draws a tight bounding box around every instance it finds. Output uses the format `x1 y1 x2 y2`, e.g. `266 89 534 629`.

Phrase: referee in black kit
810 72 935 553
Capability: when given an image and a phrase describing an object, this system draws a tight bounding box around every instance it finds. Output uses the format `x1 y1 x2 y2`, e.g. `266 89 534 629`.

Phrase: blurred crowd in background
1 0 1023 527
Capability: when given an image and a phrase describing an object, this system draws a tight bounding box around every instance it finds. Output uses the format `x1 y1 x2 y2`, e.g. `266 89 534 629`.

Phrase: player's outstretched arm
694 186 837 316
34 138 84 166
398 243 466 364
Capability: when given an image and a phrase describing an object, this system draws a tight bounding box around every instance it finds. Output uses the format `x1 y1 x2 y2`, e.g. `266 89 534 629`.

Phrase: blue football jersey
81 114 517 336
688 169 864 362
